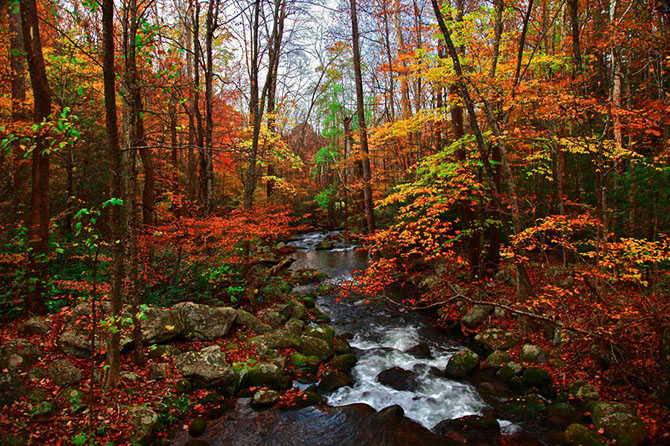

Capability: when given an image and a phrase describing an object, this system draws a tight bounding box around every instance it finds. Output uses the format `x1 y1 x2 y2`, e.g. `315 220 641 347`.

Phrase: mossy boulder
280 300 308 321
188 417 208 437
564 424 603 446
496 361 523 381
280 390 324 410
316 283 335 295
299 335 333 363
445 349 479 380
289 353 320 372
238 361 288 390
284 318 305 336
304 325 335 348
473 328 519 354
257 309 287 329
596 413 647 446
591 401 634 427
484 350 510 370
235 309 272 334
326 354 357 373
141 307 184 344
405 343 432 359
333 337 352 354
499 394 548 422
250 330 302 350
300 296 315 308
520 344 548 364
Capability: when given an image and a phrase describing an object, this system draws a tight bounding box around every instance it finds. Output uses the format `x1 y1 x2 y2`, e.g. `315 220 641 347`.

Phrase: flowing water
171 231 551 445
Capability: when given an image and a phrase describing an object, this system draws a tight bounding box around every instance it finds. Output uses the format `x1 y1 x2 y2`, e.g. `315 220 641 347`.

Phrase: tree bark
20 0 52 315
350 0 376 233
102 0 123 389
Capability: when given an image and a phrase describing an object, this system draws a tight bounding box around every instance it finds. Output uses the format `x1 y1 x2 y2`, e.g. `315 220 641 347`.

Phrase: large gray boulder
236 309 272 334
0 339 41 371
175 302 237 341
142 307 184 344
251 330 302 350
175 346 236 388
19 317 50 336
57 302 131 357
47 359 82 387
129 406 159 444
462 305 493 329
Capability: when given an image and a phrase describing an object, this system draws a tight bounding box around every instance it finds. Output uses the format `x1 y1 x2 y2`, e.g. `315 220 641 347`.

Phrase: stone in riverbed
318 371 353 393
280 300 308 321
240 361 288 390
304 325 335 348
499 394 548 422
496 361 523 381
433 415 501 446
236 309 273 334
251 389 280 407
444 349 479 380
251 330 302 350
284 318 304 336
333 337 352 354
483 350 510 370
405 342 432 359
299 335 333 363
377 367 418 391
326 354 357 373
174 302 237 341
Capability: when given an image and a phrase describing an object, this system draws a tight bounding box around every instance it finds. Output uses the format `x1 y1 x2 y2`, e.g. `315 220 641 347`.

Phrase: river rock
284 318 305 336
564 424 602 446
0 339 41 371
318 371 353 393
0 371 26 407
47 359 82 387
175 346 235 388
299 335 333 363
474 328 519 354
316 240 333 250
484 350 510 370
142 307 184 344
377 367 418 391
304 325 335 348
251 389 280 407
433 415 501 446
405 342 432 359
289 353 320 373
326 354 357 373
280 300 308 321
333 337 352 354
520 344 548 364
251 330 302 350
129 406 159 444
175 302 237 341
445 349 479 379
280 390 324 410
236 309 273 334
19 317 50 336
462 305 493 329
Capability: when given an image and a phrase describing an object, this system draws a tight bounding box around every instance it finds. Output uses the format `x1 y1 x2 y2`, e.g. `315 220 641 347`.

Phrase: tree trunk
350 0 376 233
101 0 123 389
21 0 53 315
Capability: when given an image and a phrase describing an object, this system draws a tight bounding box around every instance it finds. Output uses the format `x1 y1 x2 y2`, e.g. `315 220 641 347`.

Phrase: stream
172 231 554 446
